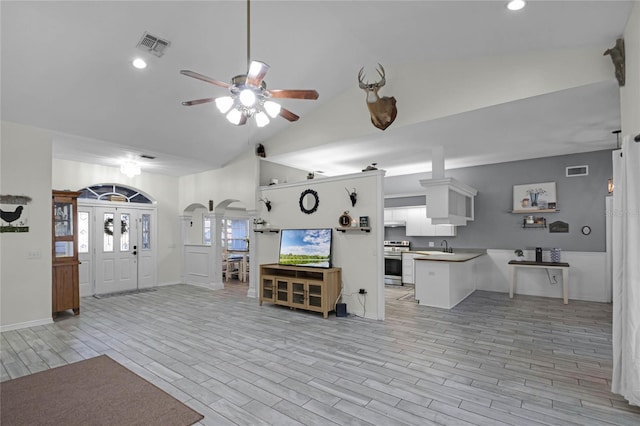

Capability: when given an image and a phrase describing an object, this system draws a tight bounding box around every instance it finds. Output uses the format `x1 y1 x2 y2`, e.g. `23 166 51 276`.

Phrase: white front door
77 206 94 297
95 206 138 295
136 208 157 289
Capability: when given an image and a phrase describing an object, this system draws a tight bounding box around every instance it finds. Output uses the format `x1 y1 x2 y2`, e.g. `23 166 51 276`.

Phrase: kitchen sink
415 251 455 256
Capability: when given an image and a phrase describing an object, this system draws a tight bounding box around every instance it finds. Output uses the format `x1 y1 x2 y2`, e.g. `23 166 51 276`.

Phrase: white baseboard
1 317 53 332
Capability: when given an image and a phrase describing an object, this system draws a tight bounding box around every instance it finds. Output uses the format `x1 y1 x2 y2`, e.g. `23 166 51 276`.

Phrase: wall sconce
345 187 357 207
260 198 272 211
608 178 614 195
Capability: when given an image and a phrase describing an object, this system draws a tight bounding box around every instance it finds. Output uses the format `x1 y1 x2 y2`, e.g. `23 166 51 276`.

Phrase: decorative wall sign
513 182 557 212
338 211 352 227
549 221 569 233
0 194 31 233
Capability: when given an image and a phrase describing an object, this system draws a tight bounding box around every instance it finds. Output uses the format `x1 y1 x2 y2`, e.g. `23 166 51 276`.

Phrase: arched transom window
78 184 153 204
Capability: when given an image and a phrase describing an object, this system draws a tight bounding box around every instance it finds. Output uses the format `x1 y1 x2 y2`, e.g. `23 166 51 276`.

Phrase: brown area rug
0 355 203 426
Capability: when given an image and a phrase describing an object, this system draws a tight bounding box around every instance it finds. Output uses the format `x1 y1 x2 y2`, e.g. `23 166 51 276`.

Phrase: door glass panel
142 214 151 250
308 284 322 295
103 213 114 252
120 213 130 251
78 212 89 253
308 296 322 307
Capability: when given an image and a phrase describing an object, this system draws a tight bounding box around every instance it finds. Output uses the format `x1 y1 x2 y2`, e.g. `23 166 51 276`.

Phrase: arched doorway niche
180 199 257 297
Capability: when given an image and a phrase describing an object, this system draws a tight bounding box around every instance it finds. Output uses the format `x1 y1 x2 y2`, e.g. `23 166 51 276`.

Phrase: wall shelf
253 228 280 233
335 227 371 233
511 209 558 214
522 217 547 228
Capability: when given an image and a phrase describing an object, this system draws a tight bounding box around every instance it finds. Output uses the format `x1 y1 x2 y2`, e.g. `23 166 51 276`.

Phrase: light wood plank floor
2 282 639 425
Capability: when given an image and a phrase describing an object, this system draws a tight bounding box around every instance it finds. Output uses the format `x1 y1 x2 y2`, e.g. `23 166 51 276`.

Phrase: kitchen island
414 251 485 309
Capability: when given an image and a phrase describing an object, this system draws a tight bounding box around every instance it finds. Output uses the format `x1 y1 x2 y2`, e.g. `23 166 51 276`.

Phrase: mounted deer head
358 64 397 130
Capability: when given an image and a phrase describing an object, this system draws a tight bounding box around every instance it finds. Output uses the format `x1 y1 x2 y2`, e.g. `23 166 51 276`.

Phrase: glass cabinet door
53 202 75 257
53 202 73 237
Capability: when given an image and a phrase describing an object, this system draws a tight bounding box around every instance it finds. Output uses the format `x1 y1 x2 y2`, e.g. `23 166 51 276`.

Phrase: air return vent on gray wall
137 32 170 57
566 165 589 177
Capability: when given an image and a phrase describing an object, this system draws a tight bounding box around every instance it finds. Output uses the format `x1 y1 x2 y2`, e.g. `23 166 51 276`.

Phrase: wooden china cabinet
52 190 81 317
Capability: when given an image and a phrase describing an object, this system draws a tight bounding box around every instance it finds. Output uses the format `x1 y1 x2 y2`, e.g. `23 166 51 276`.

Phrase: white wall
179 149 258 211
255 171 385 319
52 159 182 285
265 46 613 159
1 122 53 331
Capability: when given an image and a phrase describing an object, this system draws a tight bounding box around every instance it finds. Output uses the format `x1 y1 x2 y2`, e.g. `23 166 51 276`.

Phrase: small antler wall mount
358 64 397 130
345 188 357 207
604 38 625 87
259 197 272 211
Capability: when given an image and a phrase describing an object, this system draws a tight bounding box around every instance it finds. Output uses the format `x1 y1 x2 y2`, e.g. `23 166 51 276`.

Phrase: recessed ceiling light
506 0 526 11
132 58 147 69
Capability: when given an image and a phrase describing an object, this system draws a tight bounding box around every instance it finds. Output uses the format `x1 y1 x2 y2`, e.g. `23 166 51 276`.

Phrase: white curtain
611 135 640 406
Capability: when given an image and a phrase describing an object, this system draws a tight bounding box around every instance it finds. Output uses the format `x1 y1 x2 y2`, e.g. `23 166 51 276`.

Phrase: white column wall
255 171 385 319
1 122 53 331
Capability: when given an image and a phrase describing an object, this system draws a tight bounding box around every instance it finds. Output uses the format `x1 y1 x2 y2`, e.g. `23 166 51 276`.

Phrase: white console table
508 260 570 304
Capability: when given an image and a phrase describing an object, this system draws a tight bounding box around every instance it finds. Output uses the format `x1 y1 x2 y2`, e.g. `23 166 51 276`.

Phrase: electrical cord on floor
358 293 366 318
546 268 558 285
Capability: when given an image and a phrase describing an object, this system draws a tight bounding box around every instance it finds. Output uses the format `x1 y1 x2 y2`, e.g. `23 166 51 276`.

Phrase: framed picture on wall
512 182 557 212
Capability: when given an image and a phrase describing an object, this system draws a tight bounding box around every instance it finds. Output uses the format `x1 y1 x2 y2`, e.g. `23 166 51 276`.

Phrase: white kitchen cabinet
384 207 408 223
405 206 456 237
414 256 479 309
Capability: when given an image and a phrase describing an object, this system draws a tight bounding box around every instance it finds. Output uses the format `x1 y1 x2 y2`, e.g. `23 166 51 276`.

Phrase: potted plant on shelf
514 249 525 261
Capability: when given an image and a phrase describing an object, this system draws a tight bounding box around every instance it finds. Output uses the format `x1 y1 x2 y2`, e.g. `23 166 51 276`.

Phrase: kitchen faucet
441 239 452 253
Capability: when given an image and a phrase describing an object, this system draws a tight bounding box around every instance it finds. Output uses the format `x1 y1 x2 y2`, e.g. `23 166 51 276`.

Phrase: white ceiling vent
137 32 170 57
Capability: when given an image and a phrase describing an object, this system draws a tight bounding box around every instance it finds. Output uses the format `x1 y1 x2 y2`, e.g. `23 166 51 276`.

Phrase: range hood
419 147 477 226
384 220 406 227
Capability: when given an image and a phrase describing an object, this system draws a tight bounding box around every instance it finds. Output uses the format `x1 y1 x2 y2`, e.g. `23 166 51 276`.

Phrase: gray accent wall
385 150 612 252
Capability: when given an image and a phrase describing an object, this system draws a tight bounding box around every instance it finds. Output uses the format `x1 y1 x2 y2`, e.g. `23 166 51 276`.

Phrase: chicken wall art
0 195 31 233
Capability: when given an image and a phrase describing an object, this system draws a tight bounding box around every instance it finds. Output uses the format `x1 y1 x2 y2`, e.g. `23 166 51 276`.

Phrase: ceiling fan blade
246 61 270 87
279 107 300 122
181 98 215 106
180 70 230 89
237 114 248 125
269 89 319 100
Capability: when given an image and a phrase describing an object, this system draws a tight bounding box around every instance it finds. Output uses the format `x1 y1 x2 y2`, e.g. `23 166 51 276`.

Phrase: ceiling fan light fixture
215 96 234 113
255 111 270 127
120 160 141 177
264 101 281 118
239 89 256 107
226 108 243 125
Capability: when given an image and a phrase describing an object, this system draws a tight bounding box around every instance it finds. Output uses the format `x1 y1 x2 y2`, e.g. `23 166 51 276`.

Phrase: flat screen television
278 228 332 268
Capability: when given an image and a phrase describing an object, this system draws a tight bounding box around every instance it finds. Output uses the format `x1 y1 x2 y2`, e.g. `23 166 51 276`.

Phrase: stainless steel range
384 240 410 285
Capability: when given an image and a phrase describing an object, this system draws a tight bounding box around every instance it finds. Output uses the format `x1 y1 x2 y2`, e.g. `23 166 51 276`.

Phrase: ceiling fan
180 0 319 127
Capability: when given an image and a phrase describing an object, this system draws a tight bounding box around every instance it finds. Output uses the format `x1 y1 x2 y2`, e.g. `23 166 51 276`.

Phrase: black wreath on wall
104 218 128 236
299 189 319 214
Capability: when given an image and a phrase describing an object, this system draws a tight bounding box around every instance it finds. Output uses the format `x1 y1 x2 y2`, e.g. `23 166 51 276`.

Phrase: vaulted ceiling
1 1 632 177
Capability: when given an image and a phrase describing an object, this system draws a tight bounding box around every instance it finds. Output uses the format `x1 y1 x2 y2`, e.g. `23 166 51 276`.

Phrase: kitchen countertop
413 250 486 262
